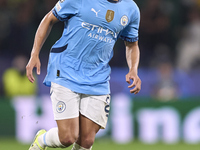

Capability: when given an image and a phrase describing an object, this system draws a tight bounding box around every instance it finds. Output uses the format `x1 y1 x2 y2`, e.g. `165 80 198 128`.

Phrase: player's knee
81 136 95 148
59 136 77 147
59 134 78 147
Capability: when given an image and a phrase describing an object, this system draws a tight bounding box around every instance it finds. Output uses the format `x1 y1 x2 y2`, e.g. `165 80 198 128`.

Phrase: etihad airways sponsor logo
87 33 112 43
81 22 118 39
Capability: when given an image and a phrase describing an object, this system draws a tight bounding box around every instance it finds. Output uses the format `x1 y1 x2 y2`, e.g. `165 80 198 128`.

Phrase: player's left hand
126 71 141 94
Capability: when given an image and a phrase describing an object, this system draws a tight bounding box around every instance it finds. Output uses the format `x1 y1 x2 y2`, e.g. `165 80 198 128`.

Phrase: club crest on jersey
56 101 66 113
106 10 115 23
59 0 65 3
121 15 128 26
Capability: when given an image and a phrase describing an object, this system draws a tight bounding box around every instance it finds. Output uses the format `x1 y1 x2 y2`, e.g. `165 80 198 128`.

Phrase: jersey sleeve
119 7 140 42
52 0 81 22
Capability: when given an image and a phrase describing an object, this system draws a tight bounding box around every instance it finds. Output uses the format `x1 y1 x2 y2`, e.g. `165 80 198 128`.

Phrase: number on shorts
105 96 110 117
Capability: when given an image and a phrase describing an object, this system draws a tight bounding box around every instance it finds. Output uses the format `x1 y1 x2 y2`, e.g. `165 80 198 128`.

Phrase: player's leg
56 118 79 147
74 114 100 149
71 94 110 150
29 82 80 150
36 118 79 149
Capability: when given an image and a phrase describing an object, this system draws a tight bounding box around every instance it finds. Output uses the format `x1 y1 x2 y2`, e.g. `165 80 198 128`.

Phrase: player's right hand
126 70 141 94
26 55 41 83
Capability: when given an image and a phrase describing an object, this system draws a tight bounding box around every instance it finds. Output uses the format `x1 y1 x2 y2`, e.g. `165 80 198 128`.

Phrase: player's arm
26 11 59 83
125 41 141 94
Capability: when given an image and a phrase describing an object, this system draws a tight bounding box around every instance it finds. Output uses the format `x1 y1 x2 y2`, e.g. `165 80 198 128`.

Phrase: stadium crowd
0 0 200 99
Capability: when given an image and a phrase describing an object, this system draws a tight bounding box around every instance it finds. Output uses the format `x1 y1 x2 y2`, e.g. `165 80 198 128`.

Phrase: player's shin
40 127 66 148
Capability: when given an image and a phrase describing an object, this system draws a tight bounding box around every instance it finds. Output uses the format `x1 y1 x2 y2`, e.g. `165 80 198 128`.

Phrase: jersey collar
107 0 122 3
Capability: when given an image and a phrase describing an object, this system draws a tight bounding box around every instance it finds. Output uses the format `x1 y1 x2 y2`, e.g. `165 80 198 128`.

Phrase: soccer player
26 0 141 149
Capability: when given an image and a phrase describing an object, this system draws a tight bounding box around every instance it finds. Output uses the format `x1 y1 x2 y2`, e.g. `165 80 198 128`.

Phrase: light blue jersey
43 0 140 95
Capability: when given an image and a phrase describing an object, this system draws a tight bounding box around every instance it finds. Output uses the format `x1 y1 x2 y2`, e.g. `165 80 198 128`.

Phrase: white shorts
50 82 110 129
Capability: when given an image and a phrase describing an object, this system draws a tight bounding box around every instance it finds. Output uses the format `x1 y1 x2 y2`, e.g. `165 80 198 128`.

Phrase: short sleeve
52 0 81 22
119 7 140 42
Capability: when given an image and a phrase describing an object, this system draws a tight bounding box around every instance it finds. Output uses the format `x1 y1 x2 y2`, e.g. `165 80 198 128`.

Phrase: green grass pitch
0 138 199 150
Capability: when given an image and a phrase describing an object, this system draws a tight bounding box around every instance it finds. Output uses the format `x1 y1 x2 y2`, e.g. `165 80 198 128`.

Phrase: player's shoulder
57 0 82 7
123 0 140 11
54 0 82 16
58 0 81 3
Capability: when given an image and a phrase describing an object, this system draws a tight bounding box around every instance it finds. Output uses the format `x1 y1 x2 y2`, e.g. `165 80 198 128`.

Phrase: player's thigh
56 118 79 142
78 95 110 148
76 114 100 148
50 82 80 137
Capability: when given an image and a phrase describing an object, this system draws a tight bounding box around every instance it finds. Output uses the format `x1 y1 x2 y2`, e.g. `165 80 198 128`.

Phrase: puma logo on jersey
91 8 100 17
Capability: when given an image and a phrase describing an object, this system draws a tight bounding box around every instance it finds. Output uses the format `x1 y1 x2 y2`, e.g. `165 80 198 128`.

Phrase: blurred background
0 0 200 149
